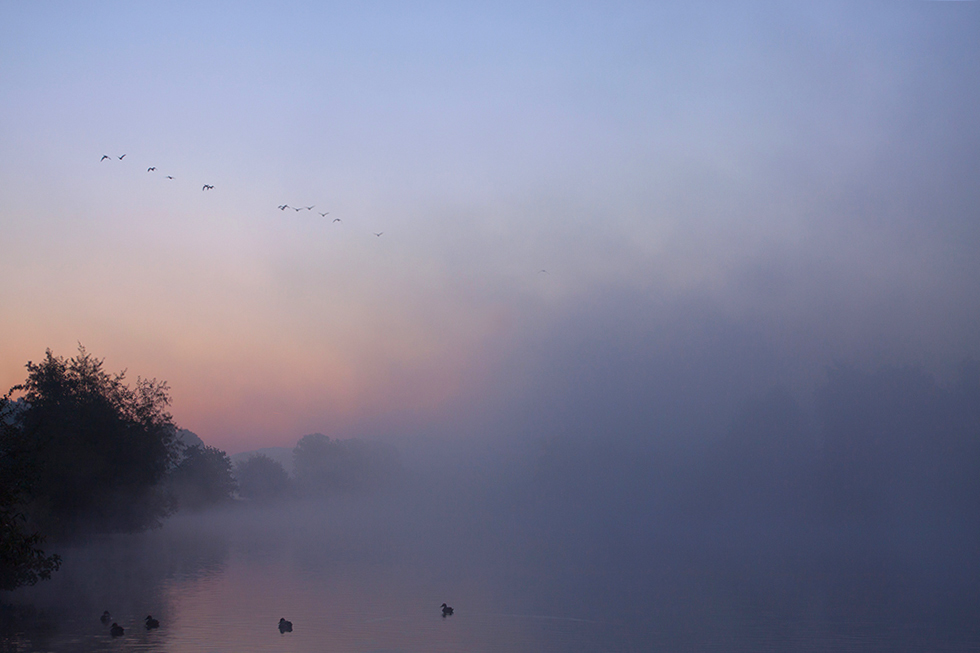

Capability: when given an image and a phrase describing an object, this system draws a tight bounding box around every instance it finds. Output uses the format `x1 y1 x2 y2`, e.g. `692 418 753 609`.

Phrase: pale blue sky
2 2 978 451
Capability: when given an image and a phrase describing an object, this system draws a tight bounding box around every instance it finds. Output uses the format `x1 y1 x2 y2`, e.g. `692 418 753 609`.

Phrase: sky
2 2 978 453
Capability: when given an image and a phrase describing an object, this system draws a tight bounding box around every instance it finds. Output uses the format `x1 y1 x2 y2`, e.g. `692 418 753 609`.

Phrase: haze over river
3 486 977 653
3 4 979 651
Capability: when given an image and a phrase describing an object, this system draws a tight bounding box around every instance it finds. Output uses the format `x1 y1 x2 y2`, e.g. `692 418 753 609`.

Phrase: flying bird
166 176 174 179
147 167 156 172
373 232 383 237
202 184 214 191
304 205 315 210
319 212 329 217
539 269 548 274
278 205 289 210
100 155 110 161
293 207 302 211
118 154 126 160
332 218 341 223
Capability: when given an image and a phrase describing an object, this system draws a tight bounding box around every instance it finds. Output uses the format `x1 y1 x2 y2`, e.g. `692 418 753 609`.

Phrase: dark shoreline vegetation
2 346 979 645
0 347 402 592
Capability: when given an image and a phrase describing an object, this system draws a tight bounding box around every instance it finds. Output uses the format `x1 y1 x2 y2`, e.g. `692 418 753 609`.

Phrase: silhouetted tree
4 346 180 536
0 397 61 590
169 445 237 510
235 454 290 502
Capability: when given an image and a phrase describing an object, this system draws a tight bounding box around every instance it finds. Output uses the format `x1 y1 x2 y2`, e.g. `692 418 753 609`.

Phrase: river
2 490 978 652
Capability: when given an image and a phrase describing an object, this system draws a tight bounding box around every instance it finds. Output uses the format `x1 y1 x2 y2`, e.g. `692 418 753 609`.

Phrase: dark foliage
0 513 62 592
235 454 290 502
169 445 237 510
0 397 61 591
5 346 181 537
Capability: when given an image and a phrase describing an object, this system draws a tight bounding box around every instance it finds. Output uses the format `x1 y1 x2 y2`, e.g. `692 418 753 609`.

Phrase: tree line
0 347 400 591
531 361 980 532
234 433 401 502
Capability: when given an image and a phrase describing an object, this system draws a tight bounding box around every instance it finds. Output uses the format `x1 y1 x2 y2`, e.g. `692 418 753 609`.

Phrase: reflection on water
3 498 978 653
154 557 627 653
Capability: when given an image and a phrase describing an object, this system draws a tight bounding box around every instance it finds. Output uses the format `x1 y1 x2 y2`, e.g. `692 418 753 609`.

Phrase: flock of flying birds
99 153 386 238
100 152 552 270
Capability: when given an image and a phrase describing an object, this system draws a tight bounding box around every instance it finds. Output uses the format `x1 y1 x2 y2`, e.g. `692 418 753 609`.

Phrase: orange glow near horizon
3 4 979 455
0 279 514 453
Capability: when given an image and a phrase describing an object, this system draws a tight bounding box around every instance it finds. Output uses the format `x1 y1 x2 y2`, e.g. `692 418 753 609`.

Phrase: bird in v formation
96 151 427 248
101 152 182 183
100 150 343 224
281 204 342 223
279 202 385 236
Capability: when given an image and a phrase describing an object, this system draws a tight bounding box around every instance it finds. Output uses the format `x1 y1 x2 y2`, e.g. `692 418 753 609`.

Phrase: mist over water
3 288 979 651
2 2 980 651
4 363 979 652
3 267 979 652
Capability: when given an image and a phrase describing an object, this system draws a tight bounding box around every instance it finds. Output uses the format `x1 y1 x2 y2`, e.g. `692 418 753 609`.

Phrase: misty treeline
235 435 400 502
521 361 980 621
531 361 979 524
466 363 980 627
0 347 398 591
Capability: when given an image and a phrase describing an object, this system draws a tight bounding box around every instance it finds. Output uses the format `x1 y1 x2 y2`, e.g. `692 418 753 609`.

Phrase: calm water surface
2 497 977 652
